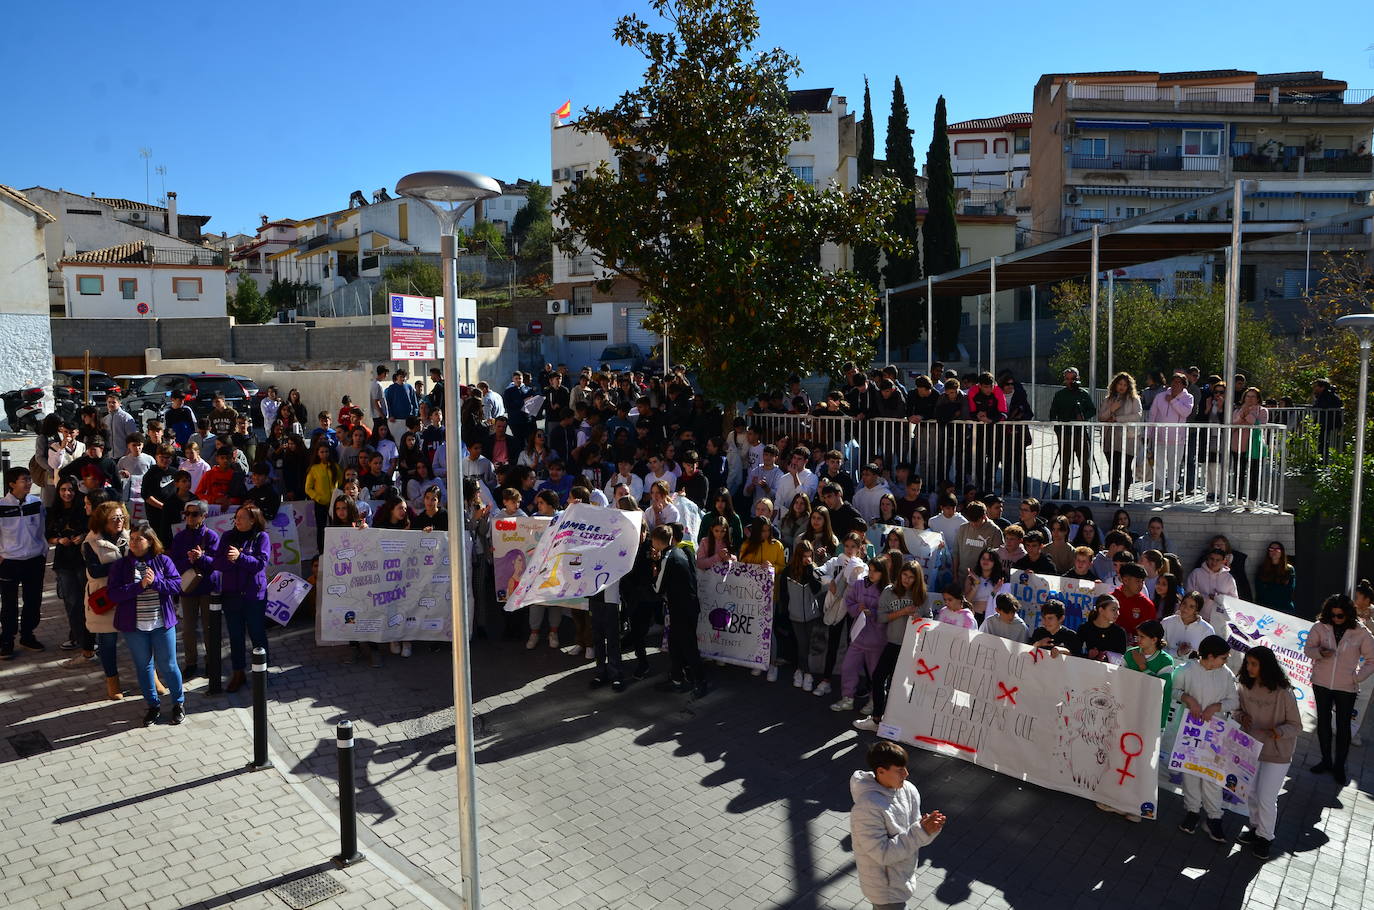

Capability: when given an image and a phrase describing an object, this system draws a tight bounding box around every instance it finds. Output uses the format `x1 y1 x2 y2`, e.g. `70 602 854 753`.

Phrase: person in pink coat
1304 594 1374 783
1148 372 1194 501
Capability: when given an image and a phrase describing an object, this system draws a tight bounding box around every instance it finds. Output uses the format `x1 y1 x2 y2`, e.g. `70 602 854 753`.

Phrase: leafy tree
1286 251 1374 408
1047 279 1283 391
262 278 312 317
1296 446 1374 551
552 0 905 406
852 77 881 293
518 219 553 270
371 259 443 311
512 182 551 242
228 275 273 324
459 221 506 257
923 95 961 359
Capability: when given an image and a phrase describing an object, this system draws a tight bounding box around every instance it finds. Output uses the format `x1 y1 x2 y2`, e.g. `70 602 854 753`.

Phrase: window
1123 207 1147 218
1182 129 1221 157
1080 208 1106 221
993 138 1008 155
65 208 103 216
1076 137 1107 157
790 165 814 183
572 286 593 314
119 278 137 299
1013 131 1031 153
954 140 987 158
77 275 103 295
173 278 202 300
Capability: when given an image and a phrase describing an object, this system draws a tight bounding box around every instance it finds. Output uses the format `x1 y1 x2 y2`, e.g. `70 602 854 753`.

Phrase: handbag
1248 428 1269 460
87 586 116 615
180 567 200 593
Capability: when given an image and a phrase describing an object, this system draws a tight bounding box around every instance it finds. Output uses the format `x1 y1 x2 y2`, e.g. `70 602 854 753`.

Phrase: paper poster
674 493 703 543
883 620 1162 818
1167 715 1262 808
283 500 319 561
505 503 642 612
1003 570 1115 631
522 395 545 418
870 524 950 613
1220 595 1370 734
695 562 774 669
126 474 145 522
265 572 313 626
492 514 552 605
318 527 453 642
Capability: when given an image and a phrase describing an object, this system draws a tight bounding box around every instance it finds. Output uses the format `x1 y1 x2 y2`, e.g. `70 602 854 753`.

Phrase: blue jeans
223 594 268 671
96 632 118 678
122 626 184 708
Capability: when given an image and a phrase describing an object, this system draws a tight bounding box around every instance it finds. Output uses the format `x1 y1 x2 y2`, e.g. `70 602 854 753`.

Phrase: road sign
136 302 149 315
436 297 478 359
530 319 543 334
389 293 436 360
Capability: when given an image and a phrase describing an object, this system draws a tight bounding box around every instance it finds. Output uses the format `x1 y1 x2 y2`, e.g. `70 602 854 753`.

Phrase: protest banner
1003 570 1114 631
283 501 319 561
265 572 313 626
505 503 642 613
173 507 303 576
126 474 145 522
492 514 552 605
868 524 950 613
1220 594 1370 735
674 493 702 543
318 527 454 642
883 620 1162 817
1167 714 1262 809
695 562 774 669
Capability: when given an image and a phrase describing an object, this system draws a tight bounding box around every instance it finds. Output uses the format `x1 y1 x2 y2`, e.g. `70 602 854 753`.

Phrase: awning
1073 185 1218 199
1074 119 1152 130
889 188 1374 301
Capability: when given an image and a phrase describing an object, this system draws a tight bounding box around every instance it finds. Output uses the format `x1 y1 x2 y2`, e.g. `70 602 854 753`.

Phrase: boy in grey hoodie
979 594 1030 644
850 741 947 909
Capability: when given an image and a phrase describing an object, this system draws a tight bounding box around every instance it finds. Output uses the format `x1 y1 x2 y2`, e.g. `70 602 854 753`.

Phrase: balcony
1063 82 1374 116
1069 152 1185 171
1231 153 1373 174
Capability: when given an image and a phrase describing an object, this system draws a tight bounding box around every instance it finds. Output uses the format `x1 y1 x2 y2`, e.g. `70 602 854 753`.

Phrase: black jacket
656 546 698 613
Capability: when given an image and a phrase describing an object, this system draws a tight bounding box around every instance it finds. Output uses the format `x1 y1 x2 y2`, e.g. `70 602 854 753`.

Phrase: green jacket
1049 385 1096 422
1124 646 1175 728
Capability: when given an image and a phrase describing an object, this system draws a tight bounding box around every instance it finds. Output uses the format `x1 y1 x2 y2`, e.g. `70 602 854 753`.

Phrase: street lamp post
1336 313 1374 595
396 169 501 910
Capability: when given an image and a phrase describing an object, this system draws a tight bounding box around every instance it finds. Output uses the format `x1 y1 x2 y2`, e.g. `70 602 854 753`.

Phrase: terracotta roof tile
0 184 55 223
948 113 1032 131
60 241 151 264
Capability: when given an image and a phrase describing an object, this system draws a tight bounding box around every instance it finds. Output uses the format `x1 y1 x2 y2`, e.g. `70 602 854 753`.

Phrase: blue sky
5 0 1370 237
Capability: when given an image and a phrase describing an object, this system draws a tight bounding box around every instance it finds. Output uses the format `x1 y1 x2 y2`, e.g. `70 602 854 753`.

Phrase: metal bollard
331 721 364 868
247 646 272 770
205 601 223 696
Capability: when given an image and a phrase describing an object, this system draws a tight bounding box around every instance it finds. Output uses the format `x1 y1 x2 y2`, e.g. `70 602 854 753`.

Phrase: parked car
123 372 254 430
113 374 156 397
230 375 268 427
53 369 119 403
596 343 647 373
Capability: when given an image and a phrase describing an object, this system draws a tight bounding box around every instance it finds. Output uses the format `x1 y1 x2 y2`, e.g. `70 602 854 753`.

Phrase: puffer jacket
849 771 938 904
1303 622 1374 694
784 566 823 623
1237 682 1302 763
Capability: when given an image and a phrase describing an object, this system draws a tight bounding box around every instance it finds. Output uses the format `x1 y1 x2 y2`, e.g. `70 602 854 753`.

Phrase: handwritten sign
1003 571 1115 631
1167 715 1262 807
283 501 319 561
318 527 454 642
173 508 302 576
883 620 1162 818
265 572 313 626
673 493 702 543
492 515 551 605
869 525 949 614
505 503 642 612
695 562 773 669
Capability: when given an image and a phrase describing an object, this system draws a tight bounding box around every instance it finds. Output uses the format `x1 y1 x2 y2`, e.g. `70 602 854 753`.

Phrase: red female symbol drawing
912 620 936 634
995 682 1019 705
1115 732 1144 785
914 658 940 681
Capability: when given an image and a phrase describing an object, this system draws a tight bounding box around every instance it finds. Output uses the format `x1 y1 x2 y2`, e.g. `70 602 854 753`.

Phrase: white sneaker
400 643 412 658
813 680 832 697
525 633 539 650
389 642 401 655
565 645 583 657
584 646 596 660
802 673 815 692
853 717 880 733
766 665 779 683
860 698 874 716
792 669 804 688
548 633 560 649
830 697 855 712
751 668 763 676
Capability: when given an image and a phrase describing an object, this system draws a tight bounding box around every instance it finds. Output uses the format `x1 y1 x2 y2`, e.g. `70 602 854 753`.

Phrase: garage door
564 334 609 370
625 306 660 351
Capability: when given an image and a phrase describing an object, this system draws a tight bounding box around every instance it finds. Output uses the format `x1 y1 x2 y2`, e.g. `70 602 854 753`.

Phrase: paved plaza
2 576 1373 910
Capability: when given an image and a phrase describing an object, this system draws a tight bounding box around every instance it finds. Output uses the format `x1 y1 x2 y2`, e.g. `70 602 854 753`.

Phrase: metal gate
624 306 659 352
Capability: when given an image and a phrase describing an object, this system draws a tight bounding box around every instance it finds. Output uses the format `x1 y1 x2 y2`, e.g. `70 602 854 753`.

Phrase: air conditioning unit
1063 192 1081 206
547 299 570 315
128 211 147 222
552 168 571 182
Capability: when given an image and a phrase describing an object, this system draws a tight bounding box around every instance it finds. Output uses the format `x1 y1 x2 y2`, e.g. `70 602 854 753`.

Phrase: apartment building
1028 70 1374 301
549 88 859 367
947 112 1032 228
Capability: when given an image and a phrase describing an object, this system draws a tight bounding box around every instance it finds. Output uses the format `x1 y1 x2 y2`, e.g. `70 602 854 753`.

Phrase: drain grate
271 871 347 909
7 731 53 759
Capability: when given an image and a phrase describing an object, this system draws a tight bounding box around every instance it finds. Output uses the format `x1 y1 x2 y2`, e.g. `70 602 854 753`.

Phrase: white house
945 112 1033 227
0 185 56 406
230 217 298 293
59 240 228 318
548 88 858 367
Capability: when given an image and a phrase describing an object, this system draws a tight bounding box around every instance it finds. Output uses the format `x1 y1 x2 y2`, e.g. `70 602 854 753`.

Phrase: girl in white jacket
813 532 866 698
1174 634 1239 842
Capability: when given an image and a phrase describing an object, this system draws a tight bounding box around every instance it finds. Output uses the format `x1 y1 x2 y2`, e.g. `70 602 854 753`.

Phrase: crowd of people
0 357 1365 882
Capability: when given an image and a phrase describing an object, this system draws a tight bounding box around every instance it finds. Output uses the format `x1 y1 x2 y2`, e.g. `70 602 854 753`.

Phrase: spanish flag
555 99 572 120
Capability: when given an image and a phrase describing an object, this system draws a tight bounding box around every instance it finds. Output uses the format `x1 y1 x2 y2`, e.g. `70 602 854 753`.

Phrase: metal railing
1232 154 1374 174
1070 153 1184 171
745 414 1291 511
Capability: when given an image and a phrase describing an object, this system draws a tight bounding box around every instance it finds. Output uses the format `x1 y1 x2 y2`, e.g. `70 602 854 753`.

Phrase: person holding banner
1304 594 1374 783
1236 646 1301 858
1078 596 1127 662
1174 635 1238 840
1029 599 1079 655
854 562 928 733
1161 592 1213 661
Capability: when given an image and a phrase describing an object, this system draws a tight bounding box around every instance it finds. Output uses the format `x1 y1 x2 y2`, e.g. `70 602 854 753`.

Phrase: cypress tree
853 77 881 293
882 76 920 293
923 94 961 360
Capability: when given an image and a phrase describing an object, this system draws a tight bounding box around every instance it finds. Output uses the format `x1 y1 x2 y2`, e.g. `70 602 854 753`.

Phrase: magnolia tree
553 0 906 406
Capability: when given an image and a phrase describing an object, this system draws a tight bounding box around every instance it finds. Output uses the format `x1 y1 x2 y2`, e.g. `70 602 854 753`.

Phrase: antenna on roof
139 147 153 204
